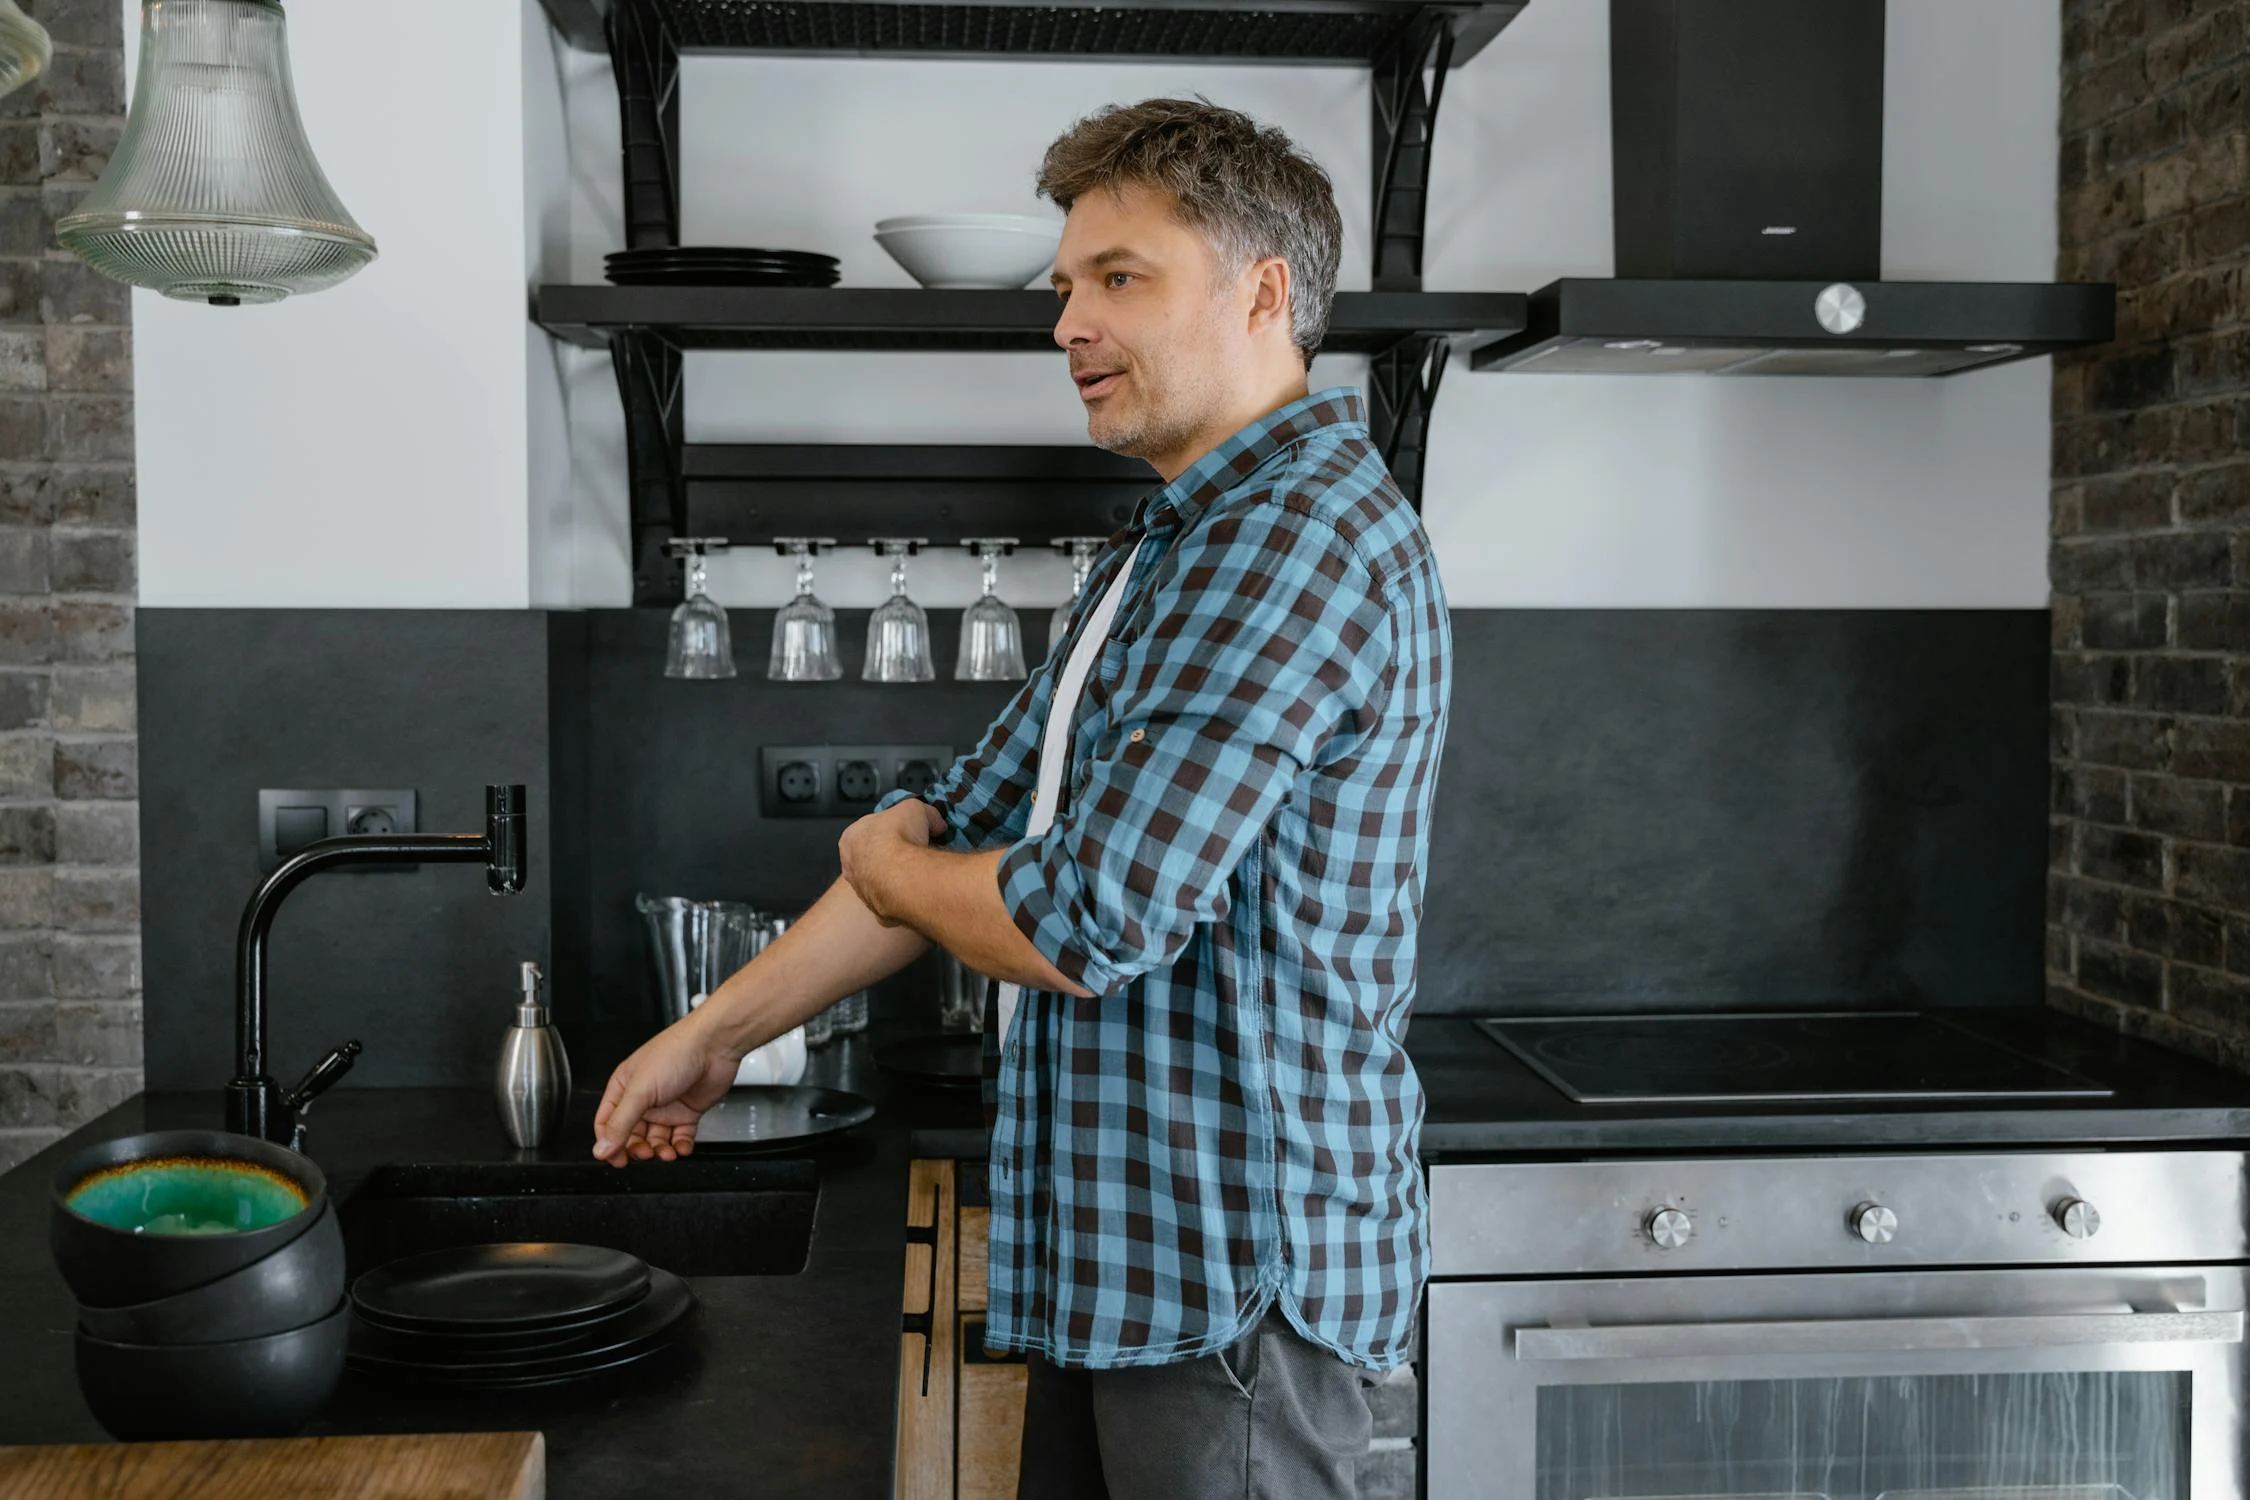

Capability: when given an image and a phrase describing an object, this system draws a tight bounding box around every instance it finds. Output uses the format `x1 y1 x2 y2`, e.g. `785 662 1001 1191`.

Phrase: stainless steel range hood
1472 0 2114 377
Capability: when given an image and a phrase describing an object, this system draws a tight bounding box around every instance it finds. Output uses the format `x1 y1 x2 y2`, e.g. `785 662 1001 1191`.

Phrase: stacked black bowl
51 1130 349 1441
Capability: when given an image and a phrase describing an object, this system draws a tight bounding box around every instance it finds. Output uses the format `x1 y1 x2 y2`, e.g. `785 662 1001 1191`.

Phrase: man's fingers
919 802 947 840
594 1073 657 1162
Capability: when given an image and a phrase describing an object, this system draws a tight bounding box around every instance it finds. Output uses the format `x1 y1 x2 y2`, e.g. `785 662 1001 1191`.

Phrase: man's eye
1106 272 1132 289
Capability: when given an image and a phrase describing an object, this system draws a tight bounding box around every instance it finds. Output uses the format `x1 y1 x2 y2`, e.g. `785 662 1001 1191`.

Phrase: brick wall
2049 0 2250 1063
0 0 140 1172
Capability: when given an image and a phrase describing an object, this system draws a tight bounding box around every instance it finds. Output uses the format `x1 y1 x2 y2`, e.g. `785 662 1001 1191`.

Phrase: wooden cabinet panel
896 1161 1027 1500
958 1205 990 1313
958 1320 1027 1500
895 1159 958 1500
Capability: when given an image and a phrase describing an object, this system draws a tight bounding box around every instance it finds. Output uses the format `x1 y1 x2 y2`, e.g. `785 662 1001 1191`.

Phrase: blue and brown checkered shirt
900 388 1450 1371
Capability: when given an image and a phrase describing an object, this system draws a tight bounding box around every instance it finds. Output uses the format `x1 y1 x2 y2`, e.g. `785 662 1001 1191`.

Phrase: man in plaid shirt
595 97 1450 1498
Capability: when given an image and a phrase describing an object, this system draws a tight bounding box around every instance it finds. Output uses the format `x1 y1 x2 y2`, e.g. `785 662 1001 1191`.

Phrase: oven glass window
1536 1372 2189 1500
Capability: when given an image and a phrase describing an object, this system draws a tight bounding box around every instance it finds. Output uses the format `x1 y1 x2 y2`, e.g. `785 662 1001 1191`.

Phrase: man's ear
1244 255 1293 341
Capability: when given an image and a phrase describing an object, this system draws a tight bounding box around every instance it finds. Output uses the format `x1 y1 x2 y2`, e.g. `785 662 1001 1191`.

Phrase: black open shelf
537 0 1525 63
538 0 1528 602
536 285 1528 355
684 443 1153 546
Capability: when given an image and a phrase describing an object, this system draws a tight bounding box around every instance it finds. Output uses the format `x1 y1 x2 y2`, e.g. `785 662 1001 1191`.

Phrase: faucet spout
487 783 526 894
227 782 531 1145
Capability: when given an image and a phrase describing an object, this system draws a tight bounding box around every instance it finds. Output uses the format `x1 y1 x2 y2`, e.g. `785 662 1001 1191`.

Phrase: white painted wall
133 1 547 608
134 0 2060 612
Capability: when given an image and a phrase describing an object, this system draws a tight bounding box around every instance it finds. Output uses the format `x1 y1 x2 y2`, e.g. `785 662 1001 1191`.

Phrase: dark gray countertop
0 1037 982 1500
3 1006 2245 1496
1414 1007 2250 1153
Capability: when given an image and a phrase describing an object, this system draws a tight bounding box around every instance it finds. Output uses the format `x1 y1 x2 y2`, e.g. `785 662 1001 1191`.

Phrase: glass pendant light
56 0 375 306
0 1 50 102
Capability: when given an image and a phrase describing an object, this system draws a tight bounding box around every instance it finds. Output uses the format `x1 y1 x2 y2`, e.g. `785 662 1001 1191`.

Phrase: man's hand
591 1009 741 1166
839 799 947 925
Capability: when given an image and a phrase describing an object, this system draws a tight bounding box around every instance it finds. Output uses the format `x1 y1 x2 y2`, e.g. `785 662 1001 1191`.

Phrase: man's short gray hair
1036 97 1343 369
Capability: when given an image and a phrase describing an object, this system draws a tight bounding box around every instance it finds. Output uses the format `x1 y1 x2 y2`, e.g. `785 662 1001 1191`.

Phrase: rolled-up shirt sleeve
997 498 1394 996
875 654 1061 851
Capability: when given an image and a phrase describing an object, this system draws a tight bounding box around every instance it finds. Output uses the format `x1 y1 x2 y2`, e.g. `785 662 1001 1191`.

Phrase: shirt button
1129 729 1145 743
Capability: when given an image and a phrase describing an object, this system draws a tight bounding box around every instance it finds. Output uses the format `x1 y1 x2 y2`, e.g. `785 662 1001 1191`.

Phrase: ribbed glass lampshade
0 1 51 101
56 0 375 305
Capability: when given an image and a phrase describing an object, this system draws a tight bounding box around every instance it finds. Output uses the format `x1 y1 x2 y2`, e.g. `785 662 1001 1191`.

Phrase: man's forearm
873 845 1091 997
693 877 930 1057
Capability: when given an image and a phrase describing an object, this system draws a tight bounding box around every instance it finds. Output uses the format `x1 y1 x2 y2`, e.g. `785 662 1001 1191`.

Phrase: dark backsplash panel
1419 610 2050 1014
138 611 565 1091
565 607 1029 1045
139 605 2047 1088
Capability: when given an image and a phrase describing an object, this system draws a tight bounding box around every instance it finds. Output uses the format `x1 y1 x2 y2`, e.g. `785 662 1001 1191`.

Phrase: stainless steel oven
1425 1151 2250 1500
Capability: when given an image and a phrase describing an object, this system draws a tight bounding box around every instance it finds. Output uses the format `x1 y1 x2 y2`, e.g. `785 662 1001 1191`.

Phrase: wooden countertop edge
0 1431 547 1500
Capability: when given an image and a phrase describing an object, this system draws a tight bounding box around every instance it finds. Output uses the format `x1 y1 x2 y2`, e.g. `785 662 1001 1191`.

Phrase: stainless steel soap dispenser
496 961 571 1148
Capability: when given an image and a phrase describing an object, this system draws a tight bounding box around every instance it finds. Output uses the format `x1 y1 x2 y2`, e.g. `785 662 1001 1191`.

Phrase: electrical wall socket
256 788 418 873
760 745 954 819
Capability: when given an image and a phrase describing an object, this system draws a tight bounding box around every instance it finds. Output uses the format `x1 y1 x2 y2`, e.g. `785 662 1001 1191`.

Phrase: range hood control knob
2055 1198 2102 1240
1645 1207 1692 1250
1851 1203 1898 1245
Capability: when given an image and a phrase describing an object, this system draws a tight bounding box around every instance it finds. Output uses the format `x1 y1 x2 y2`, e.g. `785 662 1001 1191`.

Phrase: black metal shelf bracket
611 0 682 249
1367 333 1448 510
1371 9 1456 294
612 330 687 604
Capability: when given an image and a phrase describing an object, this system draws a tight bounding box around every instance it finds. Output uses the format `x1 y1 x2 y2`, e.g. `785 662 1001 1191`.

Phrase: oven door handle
1516 1307 2246 1361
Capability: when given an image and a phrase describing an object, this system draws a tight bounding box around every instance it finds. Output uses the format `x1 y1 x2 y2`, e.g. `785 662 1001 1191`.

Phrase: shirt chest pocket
1078 636 1131 717
1059 639 1133 806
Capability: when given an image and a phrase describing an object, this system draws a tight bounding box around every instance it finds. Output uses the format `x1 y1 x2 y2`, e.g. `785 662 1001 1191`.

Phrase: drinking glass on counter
664 540 735 681
1049 536 1106 655
937 951 986 1033
768 538 842 682
863 539 934 683
802 1003 833 1047
957 539 1026 682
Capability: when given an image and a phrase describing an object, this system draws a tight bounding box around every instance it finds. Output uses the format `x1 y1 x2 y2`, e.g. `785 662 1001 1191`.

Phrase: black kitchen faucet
225 784 529 1147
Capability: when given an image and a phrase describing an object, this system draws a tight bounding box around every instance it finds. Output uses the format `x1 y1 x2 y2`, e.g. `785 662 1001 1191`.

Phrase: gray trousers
1016 1309 1377 1500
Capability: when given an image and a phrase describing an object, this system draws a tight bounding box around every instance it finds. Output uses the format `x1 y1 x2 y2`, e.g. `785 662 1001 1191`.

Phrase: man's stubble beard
1086 351 1216 466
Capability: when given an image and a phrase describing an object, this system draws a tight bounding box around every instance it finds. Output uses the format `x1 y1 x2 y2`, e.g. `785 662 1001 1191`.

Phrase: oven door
1427 1265 2247 1500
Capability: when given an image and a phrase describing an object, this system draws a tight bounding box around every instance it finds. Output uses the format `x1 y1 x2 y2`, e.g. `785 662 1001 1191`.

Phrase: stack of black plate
346 1243 694 1389
604 247 839 287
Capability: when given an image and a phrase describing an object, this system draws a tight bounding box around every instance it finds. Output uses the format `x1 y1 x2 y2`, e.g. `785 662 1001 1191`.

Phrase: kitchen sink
335 1158 819 1279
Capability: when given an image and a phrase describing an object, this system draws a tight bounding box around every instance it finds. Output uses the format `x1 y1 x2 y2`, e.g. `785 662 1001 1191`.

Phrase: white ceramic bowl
874 213 1062 290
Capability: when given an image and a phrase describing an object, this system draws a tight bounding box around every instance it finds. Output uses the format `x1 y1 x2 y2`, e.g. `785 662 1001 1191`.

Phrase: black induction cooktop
1475 1012 2114 1106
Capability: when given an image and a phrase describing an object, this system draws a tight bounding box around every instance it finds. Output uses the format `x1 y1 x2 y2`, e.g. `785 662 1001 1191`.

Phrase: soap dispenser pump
496 961 571 1149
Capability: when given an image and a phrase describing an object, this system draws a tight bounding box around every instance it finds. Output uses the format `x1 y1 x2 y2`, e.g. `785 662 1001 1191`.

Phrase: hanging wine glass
1049 537 1107 654
957 539 1027 682
863 539 934 683
664 540 735 681
769 538 842 682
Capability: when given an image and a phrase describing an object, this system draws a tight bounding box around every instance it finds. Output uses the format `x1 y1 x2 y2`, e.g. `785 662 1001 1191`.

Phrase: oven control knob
1851 1203 1899 1245
1645 1207 1693 1250
2055 1198 2102 1240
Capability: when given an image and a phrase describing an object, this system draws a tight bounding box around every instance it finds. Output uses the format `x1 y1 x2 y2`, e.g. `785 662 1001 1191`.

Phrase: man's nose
1053 295 1098 351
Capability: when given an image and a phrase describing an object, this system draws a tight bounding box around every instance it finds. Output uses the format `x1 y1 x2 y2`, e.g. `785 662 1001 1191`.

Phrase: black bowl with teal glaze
51 1130 328 1306
76 1198 344 1342
74 1298 350 1441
